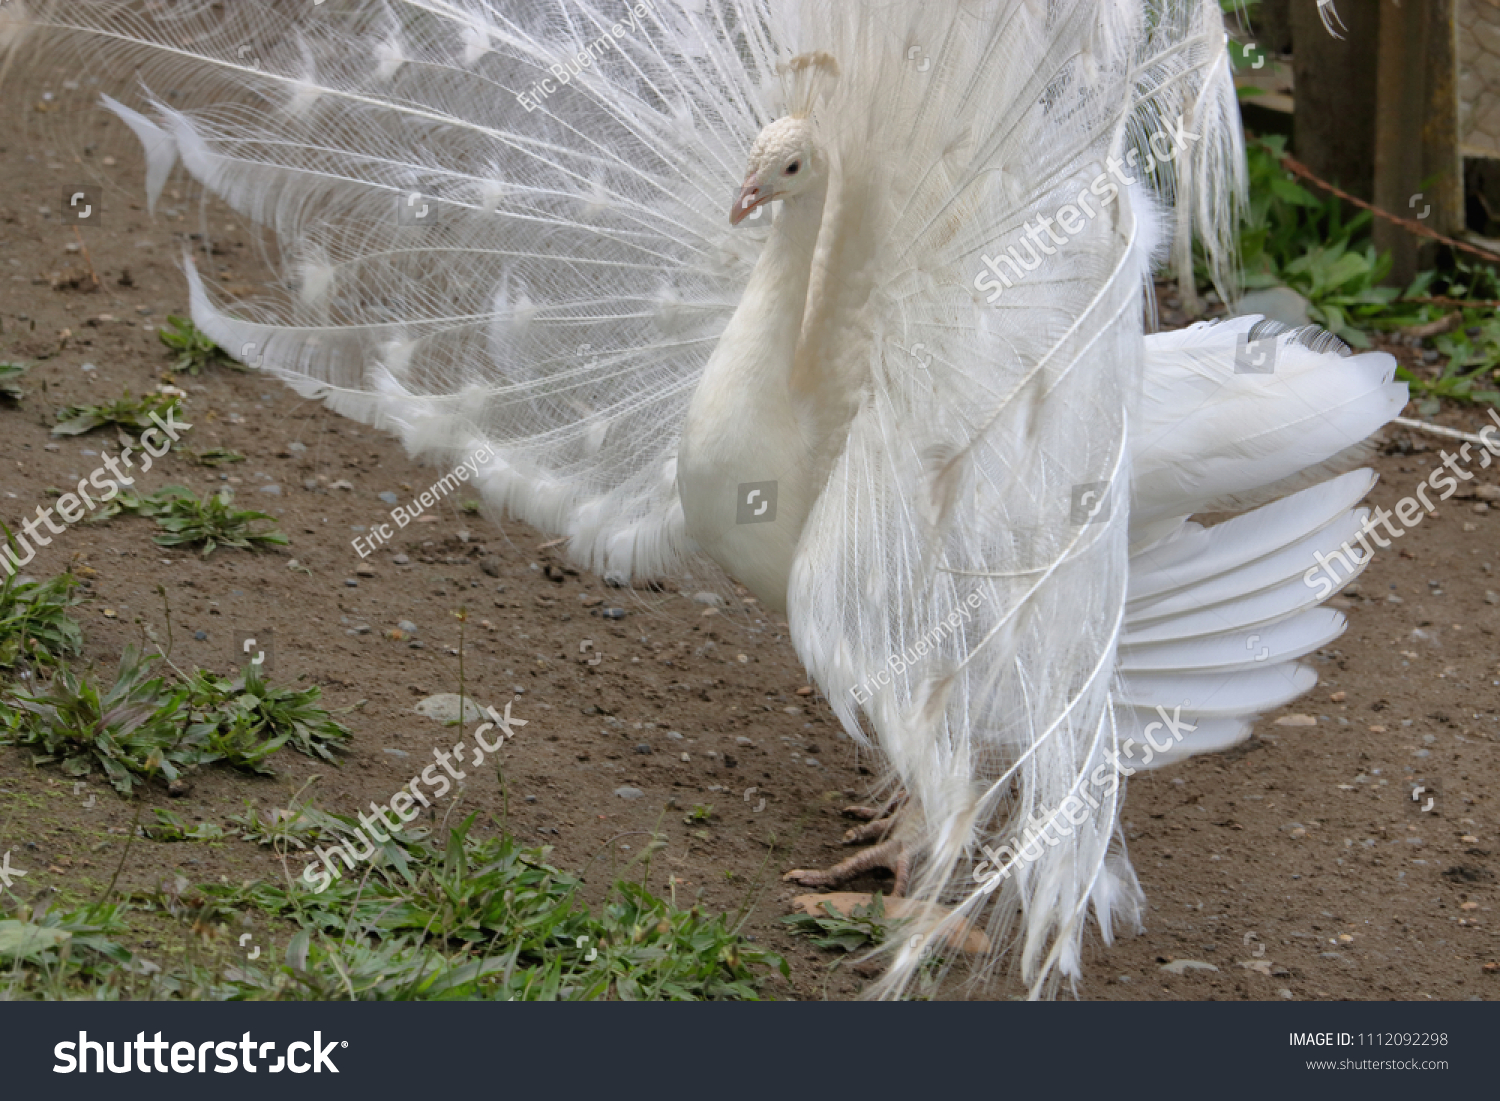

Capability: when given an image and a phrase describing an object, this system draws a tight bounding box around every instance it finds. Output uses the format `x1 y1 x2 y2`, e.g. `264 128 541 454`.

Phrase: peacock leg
839 789 906 823
842 815 897 843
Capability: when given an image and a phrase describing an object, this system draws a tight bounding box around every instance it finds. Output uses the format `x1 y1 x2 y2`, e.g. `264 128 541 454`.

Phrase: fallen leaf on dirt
790 892 991 954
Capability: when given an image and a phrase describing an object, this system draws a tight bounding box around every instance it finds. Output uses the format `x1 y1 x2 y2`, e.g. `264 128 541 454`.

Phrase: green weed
159 316 241 375
52 391 186 437
0 362 29 401
0 553 84 669
91 484 288 556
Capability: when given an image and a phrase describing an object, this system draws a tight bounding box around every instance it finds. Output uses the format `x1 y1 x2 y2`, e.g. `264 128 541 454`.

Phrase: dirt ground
1 84 1495 1002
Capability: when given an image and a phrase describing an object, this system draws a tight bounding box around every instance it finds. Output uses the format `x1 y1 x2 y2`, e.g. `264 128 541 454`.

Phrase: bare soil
1 88 1495 1001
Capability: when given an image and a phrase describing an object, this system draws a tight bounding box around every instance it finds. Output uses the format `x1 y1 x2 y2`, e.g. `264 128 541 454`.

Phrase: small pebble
193 630 207 641
602 607 626 619
258 484 281 495
343 578 359 587
1160 959 1218 975
397 620 418 633
614 786 644 800
382 748 410 758
634 743 652 755
1275 714 1317 727
393 553 410 565
378 491 399 505
692 592 725 607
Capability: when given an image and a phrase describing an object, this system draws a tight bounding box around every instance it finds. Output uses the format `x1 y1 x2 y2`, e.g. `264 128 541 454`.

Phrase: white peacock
3 0 1399 997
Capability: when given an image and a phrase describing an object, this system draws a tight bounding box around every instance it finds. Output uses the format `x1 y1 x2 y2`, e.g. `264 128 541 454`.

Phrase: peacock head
730 116 822 225
730 51 838 226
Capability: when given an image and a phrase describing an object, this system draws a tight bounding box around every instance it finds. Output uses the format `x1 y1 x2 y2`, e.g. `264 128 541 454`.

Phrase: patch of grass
1394 260 1500 413
185 662 351 764
200 816 785 1000
684 803 714 824
2 649 347 795
0 553 84 669
3 817 785 1001
229 800 345 851
3 647 192 794
159 316 241 375
91 484 287 556
52 391 186 437
0 361 29 401
140 809 224 842
0 900 133 992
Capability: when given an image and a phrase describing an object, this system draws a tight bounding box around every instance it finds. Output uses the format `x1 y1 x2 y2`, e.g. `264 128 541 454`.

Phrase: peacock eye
785 160 800 176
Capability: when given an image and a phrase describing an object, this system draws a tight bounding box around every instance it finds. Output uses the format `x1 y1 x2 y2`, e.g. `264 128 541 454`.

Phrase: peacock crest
779 50 840 118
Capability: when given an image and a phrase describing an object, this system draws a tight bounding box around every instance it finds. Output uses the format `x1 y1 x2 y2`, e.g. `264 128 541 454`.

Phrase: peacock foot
784 794 910 893
783 836 911 895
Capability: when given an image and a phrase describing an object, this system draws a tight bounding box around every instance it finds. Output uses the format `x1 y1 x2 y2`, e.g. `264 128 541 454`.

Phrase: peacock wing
7 0 802 582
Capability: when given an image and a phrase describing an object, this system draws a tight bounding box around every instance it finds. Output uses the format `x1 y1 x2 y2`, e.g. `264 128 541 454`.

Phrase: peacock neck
728 178 828 390
675 175 830 610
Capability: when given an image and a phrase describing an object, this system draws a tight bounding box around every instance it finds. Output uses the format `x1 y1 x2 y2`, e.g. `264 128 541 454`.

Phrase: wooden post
1256 0 1294 55
1373 0 1461 286
1290 0 1378 198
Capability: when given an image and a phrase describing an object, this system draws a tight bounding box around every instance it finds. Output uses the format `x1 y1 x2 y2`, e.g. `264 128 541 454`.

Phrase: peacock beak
730 178 771 225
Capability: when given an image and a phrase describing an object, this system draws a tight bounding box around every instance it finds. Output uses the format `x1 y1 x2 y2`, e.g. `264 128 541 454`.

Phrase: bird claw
783 837 910 895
